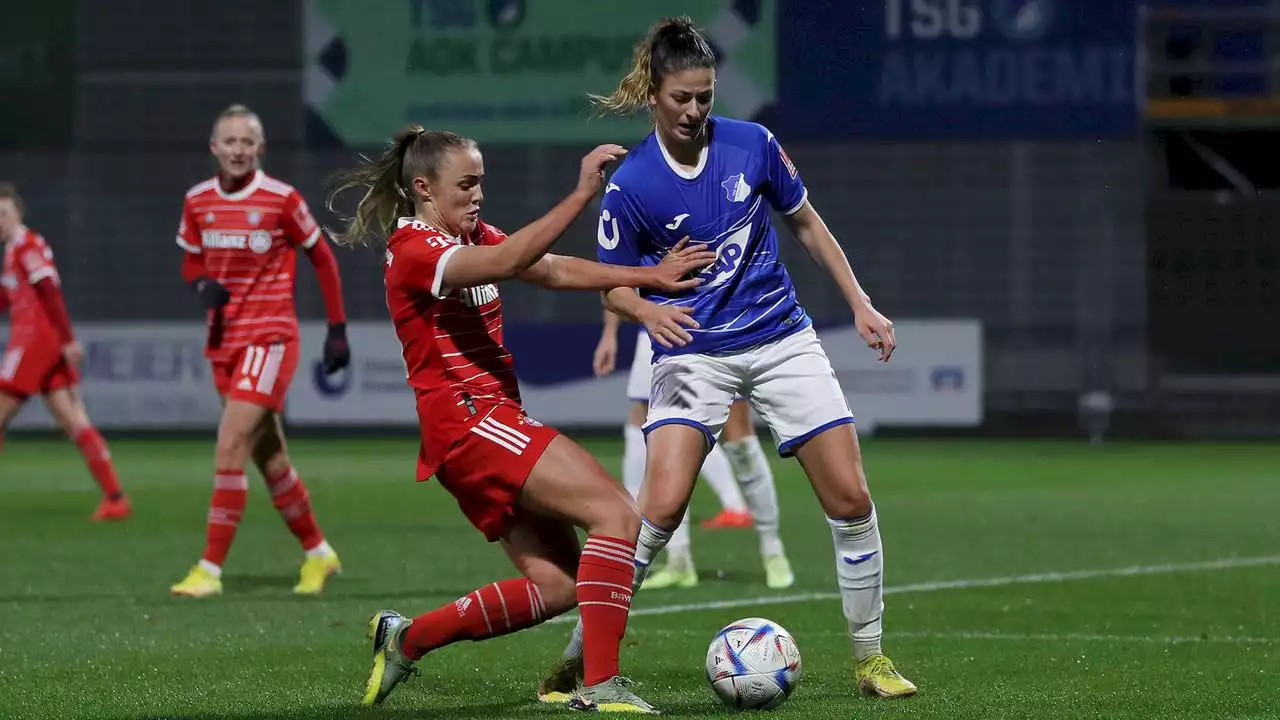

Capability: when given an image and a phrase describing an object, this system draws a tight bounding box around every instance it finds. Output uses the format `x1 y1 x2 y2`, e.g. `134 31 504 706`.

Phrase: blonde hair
590 16 716 117
211 103 264 140
327 124 475 247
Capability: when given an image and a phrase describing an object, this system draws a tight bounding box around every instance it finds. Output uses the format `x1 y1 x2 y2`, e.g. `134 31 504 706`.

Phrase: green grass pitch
0 436 1276 719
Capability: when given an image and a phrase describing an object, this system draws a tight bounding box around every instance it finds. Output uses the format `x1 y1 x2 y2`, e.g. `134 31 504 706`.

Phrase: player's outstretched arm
439 145 626 290
784 200 896 361
516 239 714 293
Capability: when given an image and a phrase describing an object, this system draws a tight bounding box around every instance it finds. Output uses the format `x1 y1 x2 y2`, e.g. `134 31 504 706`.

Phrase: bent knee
587 489 641 543
215 428 251 454
825 485 873 520
613 504 641 543
215 427 254 466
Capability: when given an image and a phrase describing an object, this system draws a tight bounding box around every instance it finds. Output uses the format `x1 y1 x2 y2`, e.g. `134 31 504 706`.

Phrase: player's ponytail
590 16 716 117
327 125 474 247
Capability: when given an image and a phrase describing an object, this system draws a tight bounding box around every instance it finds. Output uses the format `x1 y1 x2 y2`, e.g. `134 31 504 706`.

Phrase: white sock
664 508 694 570
305 540 334 558
636 516 675 583
562 618 584 660
724 435 784 557
564 516 673 661
829 506 884 661
700 444 747 513
622 424 646 499
197 559 223 578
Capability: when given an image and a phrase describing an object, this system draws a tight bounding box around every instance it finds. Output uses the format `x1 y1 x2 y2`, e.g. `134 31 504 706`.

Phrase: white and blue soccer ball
705 617 802 710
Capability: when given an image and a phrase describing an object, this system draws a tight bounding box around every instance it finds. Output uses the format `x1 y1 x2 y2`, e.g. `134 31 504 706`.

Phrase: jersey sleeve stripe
299 227 321 249
186 179 217 198
176 235 202 253
431 245 464 299
259 177 294 197
27 266 56 284
783 188 809 216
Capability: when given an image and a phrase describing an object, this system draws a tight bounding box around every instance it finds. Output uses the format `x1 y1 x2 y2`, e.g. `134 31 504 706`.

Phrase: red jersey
2 227 63 346
176 170 321 362
384 217 521 476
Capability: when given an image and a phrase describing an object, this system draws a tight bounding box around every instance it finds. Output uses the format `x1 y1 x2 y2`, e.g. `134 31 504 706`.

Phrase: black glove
191 275 230 310
322 322 350 375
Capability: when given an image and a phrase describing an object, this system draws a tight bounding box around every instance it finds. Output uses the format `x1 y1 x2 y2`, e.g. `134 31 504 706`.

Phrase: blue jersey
596 116 811 358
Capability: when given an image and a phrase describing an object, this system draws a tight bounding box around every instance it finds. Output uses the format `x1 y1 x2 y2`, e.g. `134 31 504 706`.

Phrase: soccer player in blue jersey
538 17 916 703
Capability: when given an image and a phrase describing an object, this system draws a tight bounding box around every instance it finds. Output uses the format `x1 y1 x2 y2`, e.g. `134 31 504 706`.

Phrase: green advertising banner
305 0 775 145
0 0 74 148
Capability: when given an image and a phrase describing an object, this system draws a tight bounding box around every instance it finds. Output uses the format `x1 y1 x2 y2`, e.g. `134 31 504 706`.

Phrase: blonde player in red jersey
0 184 130 520
329 126 714 713
169 105 350 598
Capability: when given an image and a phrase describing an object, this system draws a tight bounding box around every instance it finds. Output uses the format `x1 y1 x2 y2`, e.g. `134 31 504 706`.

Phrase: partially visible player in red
330 126 713 713
0 183 130 520
169 105 351 598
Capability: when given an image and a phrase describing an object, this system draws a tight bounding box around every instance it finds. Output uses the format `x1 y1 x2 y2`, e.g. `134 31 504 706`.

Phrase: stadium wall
0 0 1153 435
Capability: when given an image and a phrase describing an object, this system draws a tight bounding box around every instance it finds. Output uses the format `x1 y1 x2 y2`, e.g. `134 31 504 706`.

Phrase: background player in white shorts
593 307 792 590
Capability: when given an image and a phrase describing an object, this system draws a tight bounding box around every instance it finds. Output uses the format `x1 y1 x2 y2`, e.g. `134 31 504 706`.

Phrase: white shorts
628 329 748 405
645 326 854 456
626 328 653 401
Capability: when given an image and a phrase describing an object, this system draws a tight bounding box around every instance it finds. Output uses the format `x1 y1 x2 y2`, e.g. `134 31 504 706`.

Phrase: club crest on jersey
459 283 499 308
204 212 216 224
721 173 751 203
249 230 273 254
246 210 262 227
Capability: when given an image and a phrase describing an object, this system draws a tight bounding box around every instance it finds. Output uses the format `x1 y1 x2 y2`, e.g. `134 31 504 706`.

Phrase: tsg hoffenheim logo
990 0 1054 42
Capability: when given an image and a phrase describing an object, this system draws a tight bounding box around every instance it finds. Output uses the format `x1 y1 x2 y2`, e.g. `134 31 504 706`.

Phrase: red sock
400 577 547 661
578 535 637 686
265 466 325 551
74 427 122 498
202 469 248 567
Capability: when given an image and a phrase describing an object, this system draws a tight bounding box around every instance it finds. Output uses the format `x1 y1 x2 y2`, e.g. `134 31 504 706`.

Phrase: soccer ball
705 617 802 710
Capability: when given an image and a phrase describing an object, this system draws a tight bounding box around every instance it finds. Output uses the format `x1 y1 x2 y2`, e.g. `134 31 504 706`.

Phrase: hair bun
653 16 697 44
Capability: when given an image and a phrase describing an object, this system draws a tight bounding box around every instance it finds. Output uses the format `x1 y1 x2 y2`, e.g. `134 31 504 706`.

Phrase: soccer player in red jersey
0 183 130 521
329 126 714 713
169 105 350 598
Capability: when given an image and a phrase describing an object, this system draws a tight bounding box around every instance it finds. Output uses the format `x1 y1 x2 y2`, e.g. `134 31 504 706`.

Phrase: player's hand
636 302 700 349
577 144 628 195
192 275 231 310
644 236 716 292
854 303 896 362
322 323 350 375
592 333 618 377
61 341 84 370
